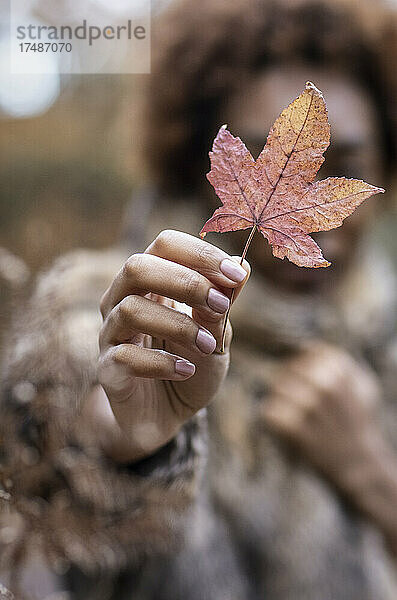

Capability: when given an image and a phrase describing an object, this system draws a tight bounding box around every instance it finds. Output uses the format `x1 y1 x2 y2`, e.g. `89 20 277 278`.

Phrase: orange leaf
200 82 384 268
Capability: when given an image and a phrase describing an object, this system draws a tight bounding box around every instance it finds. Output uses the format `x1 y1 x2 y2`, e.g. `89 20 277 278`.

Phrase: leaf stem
220 224 256 353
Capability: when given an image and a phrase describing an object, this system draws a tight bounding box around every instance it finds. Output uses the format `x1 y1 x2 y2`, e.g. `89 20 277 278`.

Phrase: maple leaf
200 81 384 268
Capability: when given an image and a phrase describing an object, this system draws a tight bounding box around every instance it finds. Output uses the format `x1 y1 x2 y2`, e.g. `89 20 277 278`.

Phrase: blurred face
224 65 382 291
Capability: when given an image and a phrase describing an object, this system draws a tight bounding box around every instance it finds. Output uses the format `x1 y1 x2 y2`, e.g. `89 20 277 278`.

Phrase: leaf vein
259 91 315 217
262 187 372 223
218 141 256 221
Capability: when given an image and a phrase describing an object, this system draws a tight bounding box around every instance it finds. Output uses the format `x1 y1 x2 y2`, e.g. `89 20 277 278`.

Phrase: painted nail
220 258 246 283
207 288 230 313
175 359 196 376
196 329 217 354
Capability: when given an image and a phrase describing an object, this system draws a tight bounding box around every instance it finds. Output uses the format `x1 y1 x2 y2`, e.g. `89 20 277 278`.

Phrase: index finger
145 229 249 289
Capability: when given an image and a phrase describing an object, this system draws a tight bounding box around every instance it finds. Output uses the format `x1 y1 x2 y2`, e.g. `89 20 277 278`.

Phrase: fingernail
175 359 196 376
196 329 217 354
220 258 246 283
207 288 230 313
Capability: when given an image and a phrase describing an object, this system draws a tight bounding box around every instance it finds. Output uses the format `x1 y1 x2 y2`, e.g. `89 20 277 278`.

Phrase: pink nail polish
175 359 195 376
220 258 246 283
196 329 216 354
207 288 230 313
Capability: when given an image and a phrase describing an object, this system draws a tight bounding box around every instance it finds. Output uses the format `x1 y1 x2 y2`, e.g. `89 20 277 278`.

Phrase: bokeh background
1 0 397 276
1 0 397 287
0 0 171 345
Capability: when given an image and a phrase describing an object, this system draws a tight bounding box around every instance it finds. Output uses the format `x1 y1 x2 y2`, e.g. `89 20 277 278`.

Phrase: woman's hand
262 342 381 488
97 230 249 462
263 341 397 557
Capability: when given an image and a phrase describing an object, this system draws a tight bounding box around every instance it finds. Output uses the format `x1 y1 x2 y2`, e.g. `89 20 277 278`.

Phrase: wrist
82 385 183 464
105 422 183 464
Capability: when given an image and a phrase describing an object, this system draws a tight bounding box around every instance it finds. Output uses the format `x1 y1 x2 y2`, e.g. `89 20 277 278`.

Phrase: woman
1 0 397 598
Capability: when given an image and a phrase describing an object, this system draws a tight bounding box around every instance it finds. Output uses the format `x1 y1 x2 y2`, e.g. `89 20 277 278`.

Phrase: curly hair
145 0 397 193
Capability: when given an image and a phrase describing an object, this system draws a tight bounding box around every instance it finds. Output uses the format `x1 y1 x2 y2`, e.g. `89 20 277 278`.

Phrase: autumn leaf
200 81 384 268
200 81 384 351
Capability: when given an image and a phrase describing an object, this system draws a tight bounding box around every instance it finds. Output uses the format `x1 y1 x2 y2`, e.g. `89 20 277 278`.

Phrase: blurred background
0 0 174 345
0 0 397 281
0 0 396 283
0 0 162 264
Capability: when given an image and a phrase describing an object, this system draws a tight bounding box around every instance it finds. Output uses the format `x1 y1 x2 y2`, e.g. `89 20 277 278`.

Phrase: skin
95 230 250 462
90 66 397 555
